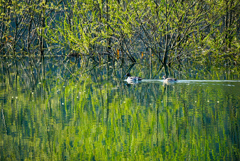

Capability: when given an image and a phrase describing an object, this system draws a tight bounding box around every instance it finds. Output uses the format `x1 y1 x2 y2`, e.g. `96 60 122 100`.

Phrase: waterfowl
162 75 177 82
125 73 142 83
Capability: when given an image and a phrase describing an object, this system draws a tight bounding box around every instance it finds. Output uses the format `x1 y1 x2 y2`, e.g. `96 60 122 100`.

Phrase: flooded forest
1 0 240 160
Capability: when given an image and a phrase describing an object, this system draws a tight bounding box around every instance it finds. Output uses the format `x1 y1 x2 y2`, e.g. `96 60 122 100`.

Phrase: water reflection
0 57 240 160
128 79 240 87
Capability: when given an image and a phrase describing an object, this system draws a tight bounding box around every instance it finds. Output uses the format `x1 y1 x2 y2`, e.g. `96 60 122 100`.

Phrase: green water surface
0 58 240 160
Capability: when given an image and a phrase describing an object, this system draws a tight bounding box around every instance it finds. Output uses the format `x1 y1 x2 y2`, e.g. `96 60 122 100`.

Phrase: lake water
0 57 240 160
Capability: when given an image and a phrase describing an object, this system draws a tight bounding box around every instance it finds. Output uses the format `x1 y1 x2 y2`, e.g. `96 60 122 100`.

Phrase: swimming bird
162 75 177 82
125 73 142 83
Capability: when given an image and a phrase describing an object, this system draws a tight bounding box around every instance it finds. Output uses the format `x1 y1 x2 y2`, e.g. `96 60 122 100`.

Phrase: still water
0 58 240 160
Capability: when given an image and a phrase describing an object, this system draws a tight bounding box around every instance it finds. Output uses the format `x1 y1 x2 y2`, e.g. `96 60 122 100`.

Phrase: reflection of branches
1 109 7 133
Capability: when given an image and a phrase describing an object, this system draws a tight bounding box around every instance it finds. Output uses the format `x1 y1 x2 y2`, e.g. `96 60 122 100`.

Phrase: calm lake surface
0 57 240 160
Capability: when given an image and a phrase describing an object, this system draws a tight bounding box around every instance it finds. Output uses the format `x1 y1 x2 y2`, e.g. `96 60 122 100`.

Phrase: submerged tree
0 0 62 56
1 0 239 66
131 0 213 65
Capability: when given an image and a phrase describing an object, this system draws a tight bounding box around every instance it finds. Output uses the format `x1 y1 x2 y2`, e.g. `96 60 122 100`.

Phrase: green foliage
0 0 62 55
43 0 239 66
0 0 239 66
